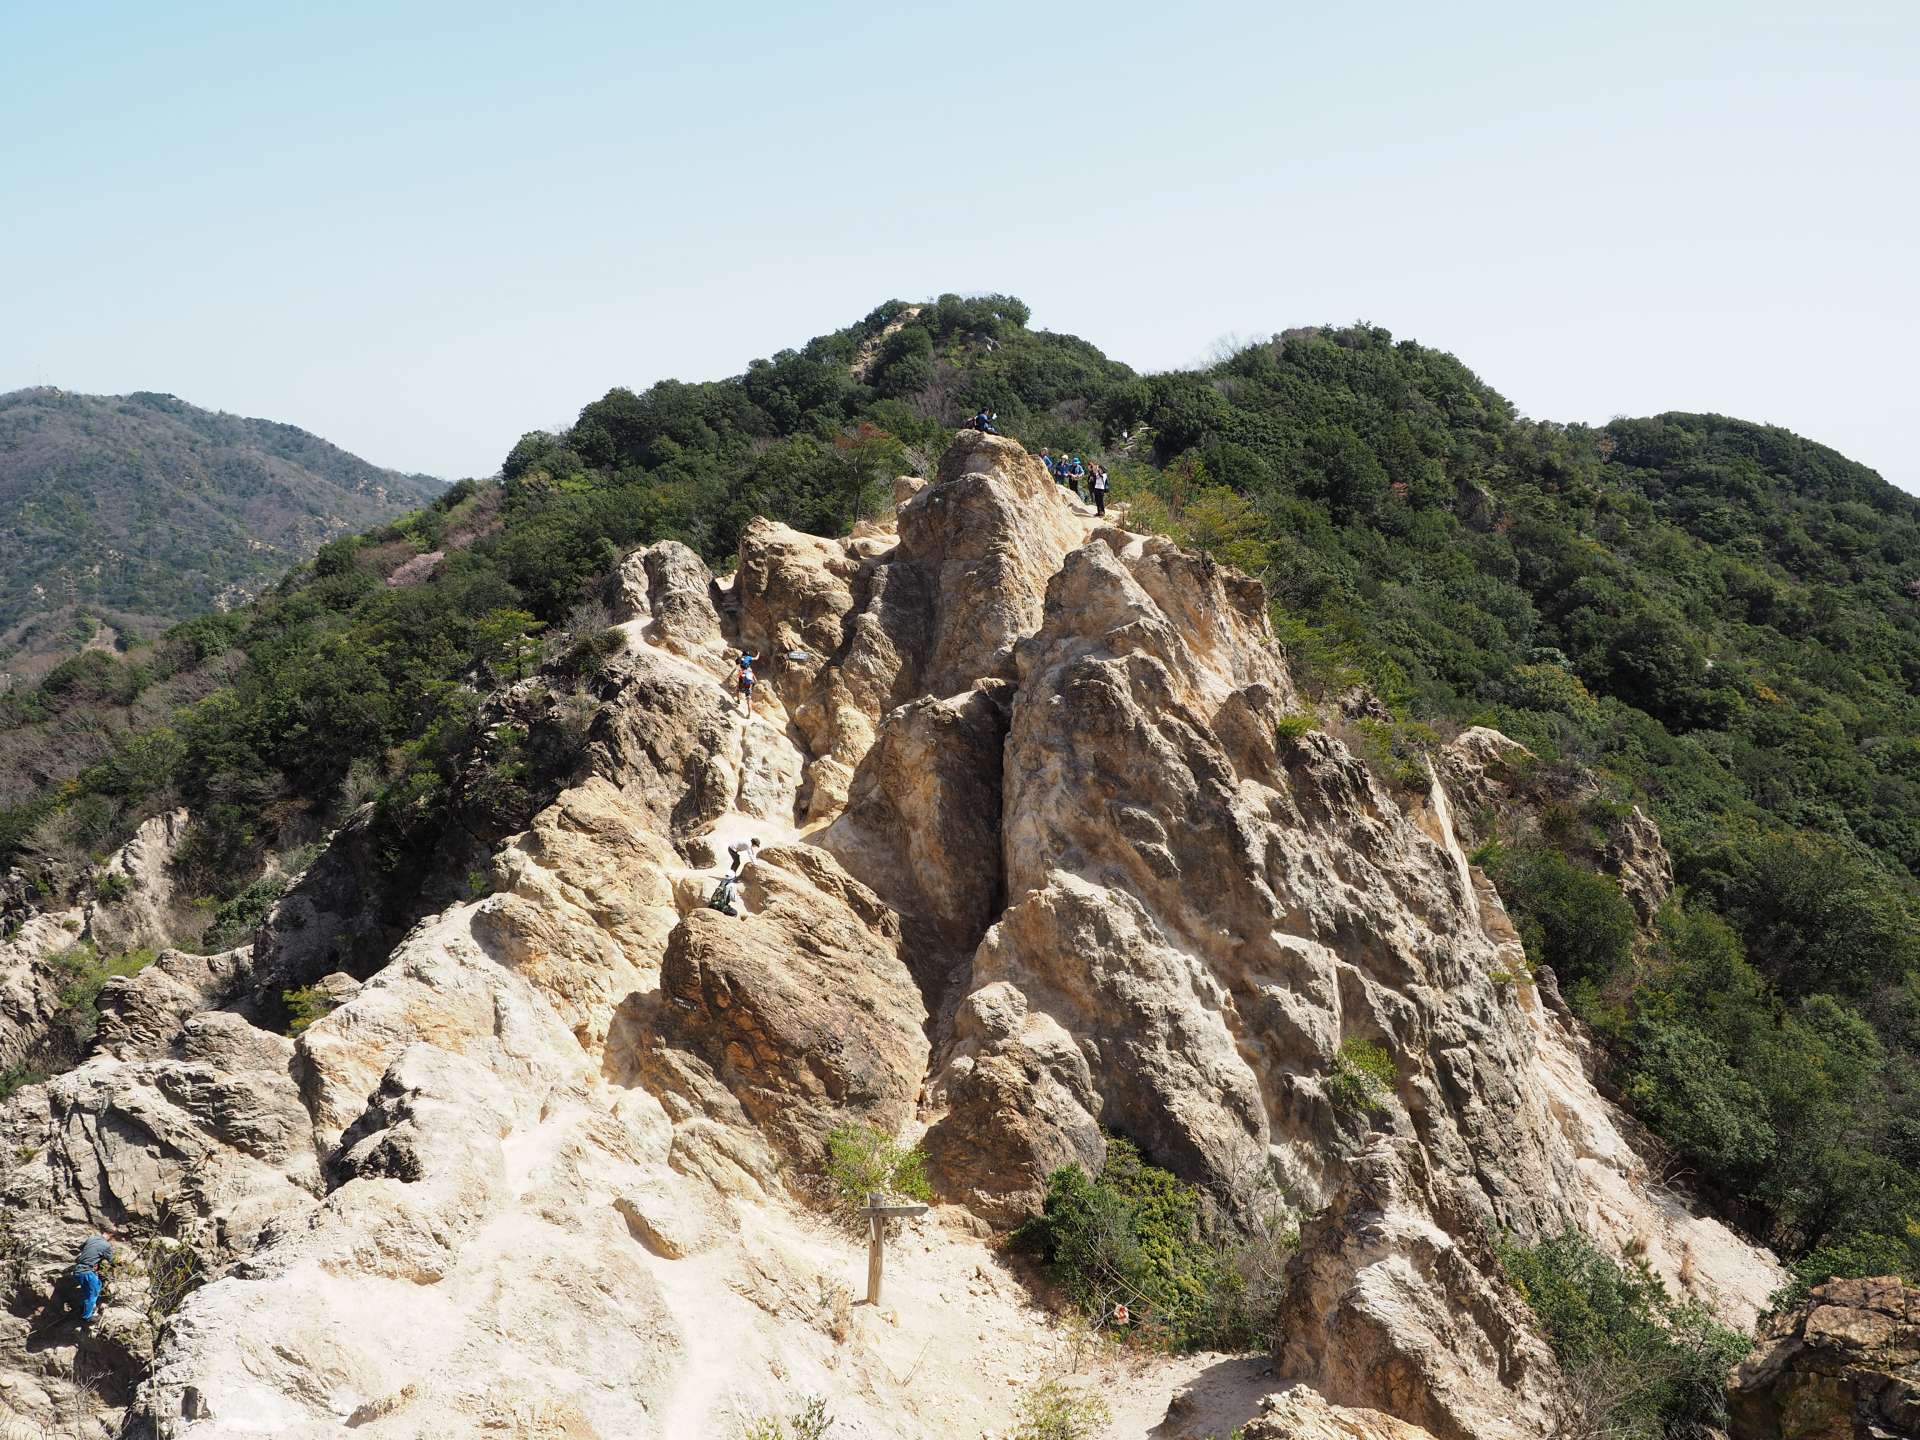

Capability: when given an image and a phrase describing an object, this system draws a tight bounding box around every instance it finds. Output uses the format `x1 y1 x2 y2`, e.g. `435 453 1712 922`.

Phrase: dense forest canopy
5 295 1919 1295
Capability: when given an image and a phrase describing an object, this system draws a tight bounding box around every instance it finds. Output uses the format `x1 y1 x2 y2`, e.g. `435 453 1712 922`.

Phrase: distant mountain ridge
0 386 442 655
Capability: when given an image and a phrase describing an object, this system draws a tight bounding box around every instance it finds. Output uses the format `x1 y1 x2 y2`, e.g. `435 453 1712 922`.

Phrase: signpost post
860 1193 929 1307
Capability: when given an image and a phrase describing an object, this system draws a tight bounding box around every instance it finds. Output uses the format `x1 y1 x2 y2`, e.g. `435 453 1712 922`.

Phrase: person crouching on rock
64 1230 117 1324
734 652 757 718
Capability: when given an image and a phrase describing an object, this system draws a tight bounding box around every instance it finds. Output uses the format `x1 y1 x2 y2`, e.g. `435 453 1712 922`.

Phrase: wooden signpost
860 1193 929 1307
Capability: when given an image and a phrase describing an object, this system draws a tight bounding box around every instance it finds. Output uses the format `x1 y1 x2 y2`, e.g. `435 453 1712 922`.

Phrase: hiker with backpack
1068 455 1087 500
1091 463 1110 516
969 409 998 434
62 1230 116 1324
734 652 757 717
706 838 762 917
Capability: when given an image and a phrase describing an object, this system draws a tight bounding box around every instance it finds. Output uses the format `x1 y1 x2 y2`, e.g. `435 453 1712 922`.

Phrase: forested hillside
0 387 442 663
4 296 1918 1296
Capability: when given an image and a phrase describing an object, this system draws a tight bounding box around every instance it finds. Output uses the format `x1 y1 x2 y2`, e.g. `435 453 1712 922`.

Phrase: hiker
734 652 757 717
1068 455 1086 499
1091 463 1109 516
969 409 997 434
727 837 763 876
1039 447 1053 477
702 837 762 918
63 1230 116 1324
707 870 744 916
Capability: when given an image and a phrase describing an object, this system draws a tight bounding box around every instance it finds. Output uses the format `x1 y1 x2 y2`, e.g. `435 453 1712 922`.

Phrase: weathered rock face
1728 1276 1920 1440
0 433 1784 1439
0 808 192 1072
637 847 928 1172
615 539 724 660
898 430 1083 697
1276 1139 1562 1440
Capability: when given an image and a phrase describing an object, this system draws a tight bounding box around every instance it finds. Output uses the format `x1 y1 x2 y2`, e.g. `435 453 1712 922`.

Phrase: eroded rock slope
0 432 1777 1439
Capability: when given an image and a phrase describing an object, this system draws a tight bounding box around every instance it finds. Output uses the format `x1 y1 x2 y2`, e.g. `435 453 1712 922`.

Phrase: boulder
638 847 928 1172
1728 1275 1920 1439
1242 1386 1440 1439
615 539 724 660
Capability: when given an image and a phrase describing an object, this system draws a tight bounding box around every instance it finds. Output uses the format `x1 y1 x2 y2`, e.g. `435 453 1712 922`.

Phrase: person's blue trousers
74 1267 100 1320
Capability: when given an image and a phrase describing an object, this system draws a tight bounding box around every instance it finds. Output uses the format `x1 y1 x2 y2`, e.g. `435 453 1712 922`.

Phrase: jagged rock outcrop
0 808 191 1072
1728 1276 1920 1439
640 847 928 1171
0 431 1784 1438
1436 726 1674 923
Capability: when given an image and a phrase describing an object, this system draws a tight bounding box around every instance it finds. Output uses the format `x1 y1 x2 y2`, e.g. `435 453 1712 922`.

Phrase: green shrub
1350 716 1436 792
1772 1231 1920 1312
1500 1229 1748 1439
1484 841 1637 997
282 986 338 1036
1010 1378 1109 1440
1273 710 1319 742
46 944 156 1036
820 1123 931 1216
0 1063 47 1101
1013 1137 1274 1352
1326 1038 1397 1116
201 867 294 951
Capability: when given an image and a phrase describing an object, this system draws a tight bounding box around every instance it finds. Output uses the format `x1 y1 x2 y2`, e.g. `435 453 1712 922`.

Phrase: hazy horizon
4 1 1914 489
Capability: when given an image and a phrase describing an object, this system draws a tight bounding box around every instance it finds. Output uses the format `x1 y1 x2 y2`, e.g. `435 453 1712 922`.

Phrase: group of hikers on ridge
1039 449 1111 516
968 408 1113 516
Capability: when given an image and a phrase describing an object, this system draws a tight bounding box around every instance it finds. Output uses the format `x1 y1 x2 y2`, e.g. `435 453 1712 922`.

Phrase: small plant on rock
1326 1037 1397 1116
1273 710 1319 742
0 1062 46 1102
282 985 338 1035
740 1395 833 1440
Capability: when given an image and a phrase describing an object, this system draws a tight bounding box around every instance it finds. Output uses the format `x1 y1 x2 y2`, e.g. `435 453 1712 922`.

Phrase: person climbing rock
726 837 762 876
62 1230 116 1324
734 652 757 717
1091 463 1109 516
702 839 761 917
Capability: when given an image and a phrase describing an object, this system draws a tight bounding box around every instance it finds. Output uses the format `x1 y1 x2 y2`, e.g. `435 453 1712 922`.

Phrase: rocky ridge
0 432 1778 1438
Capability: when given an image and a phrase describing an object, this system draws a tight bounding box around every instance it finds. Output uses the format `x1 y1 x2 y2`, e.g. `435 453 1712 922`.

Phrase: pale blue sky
3 1 1915 488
